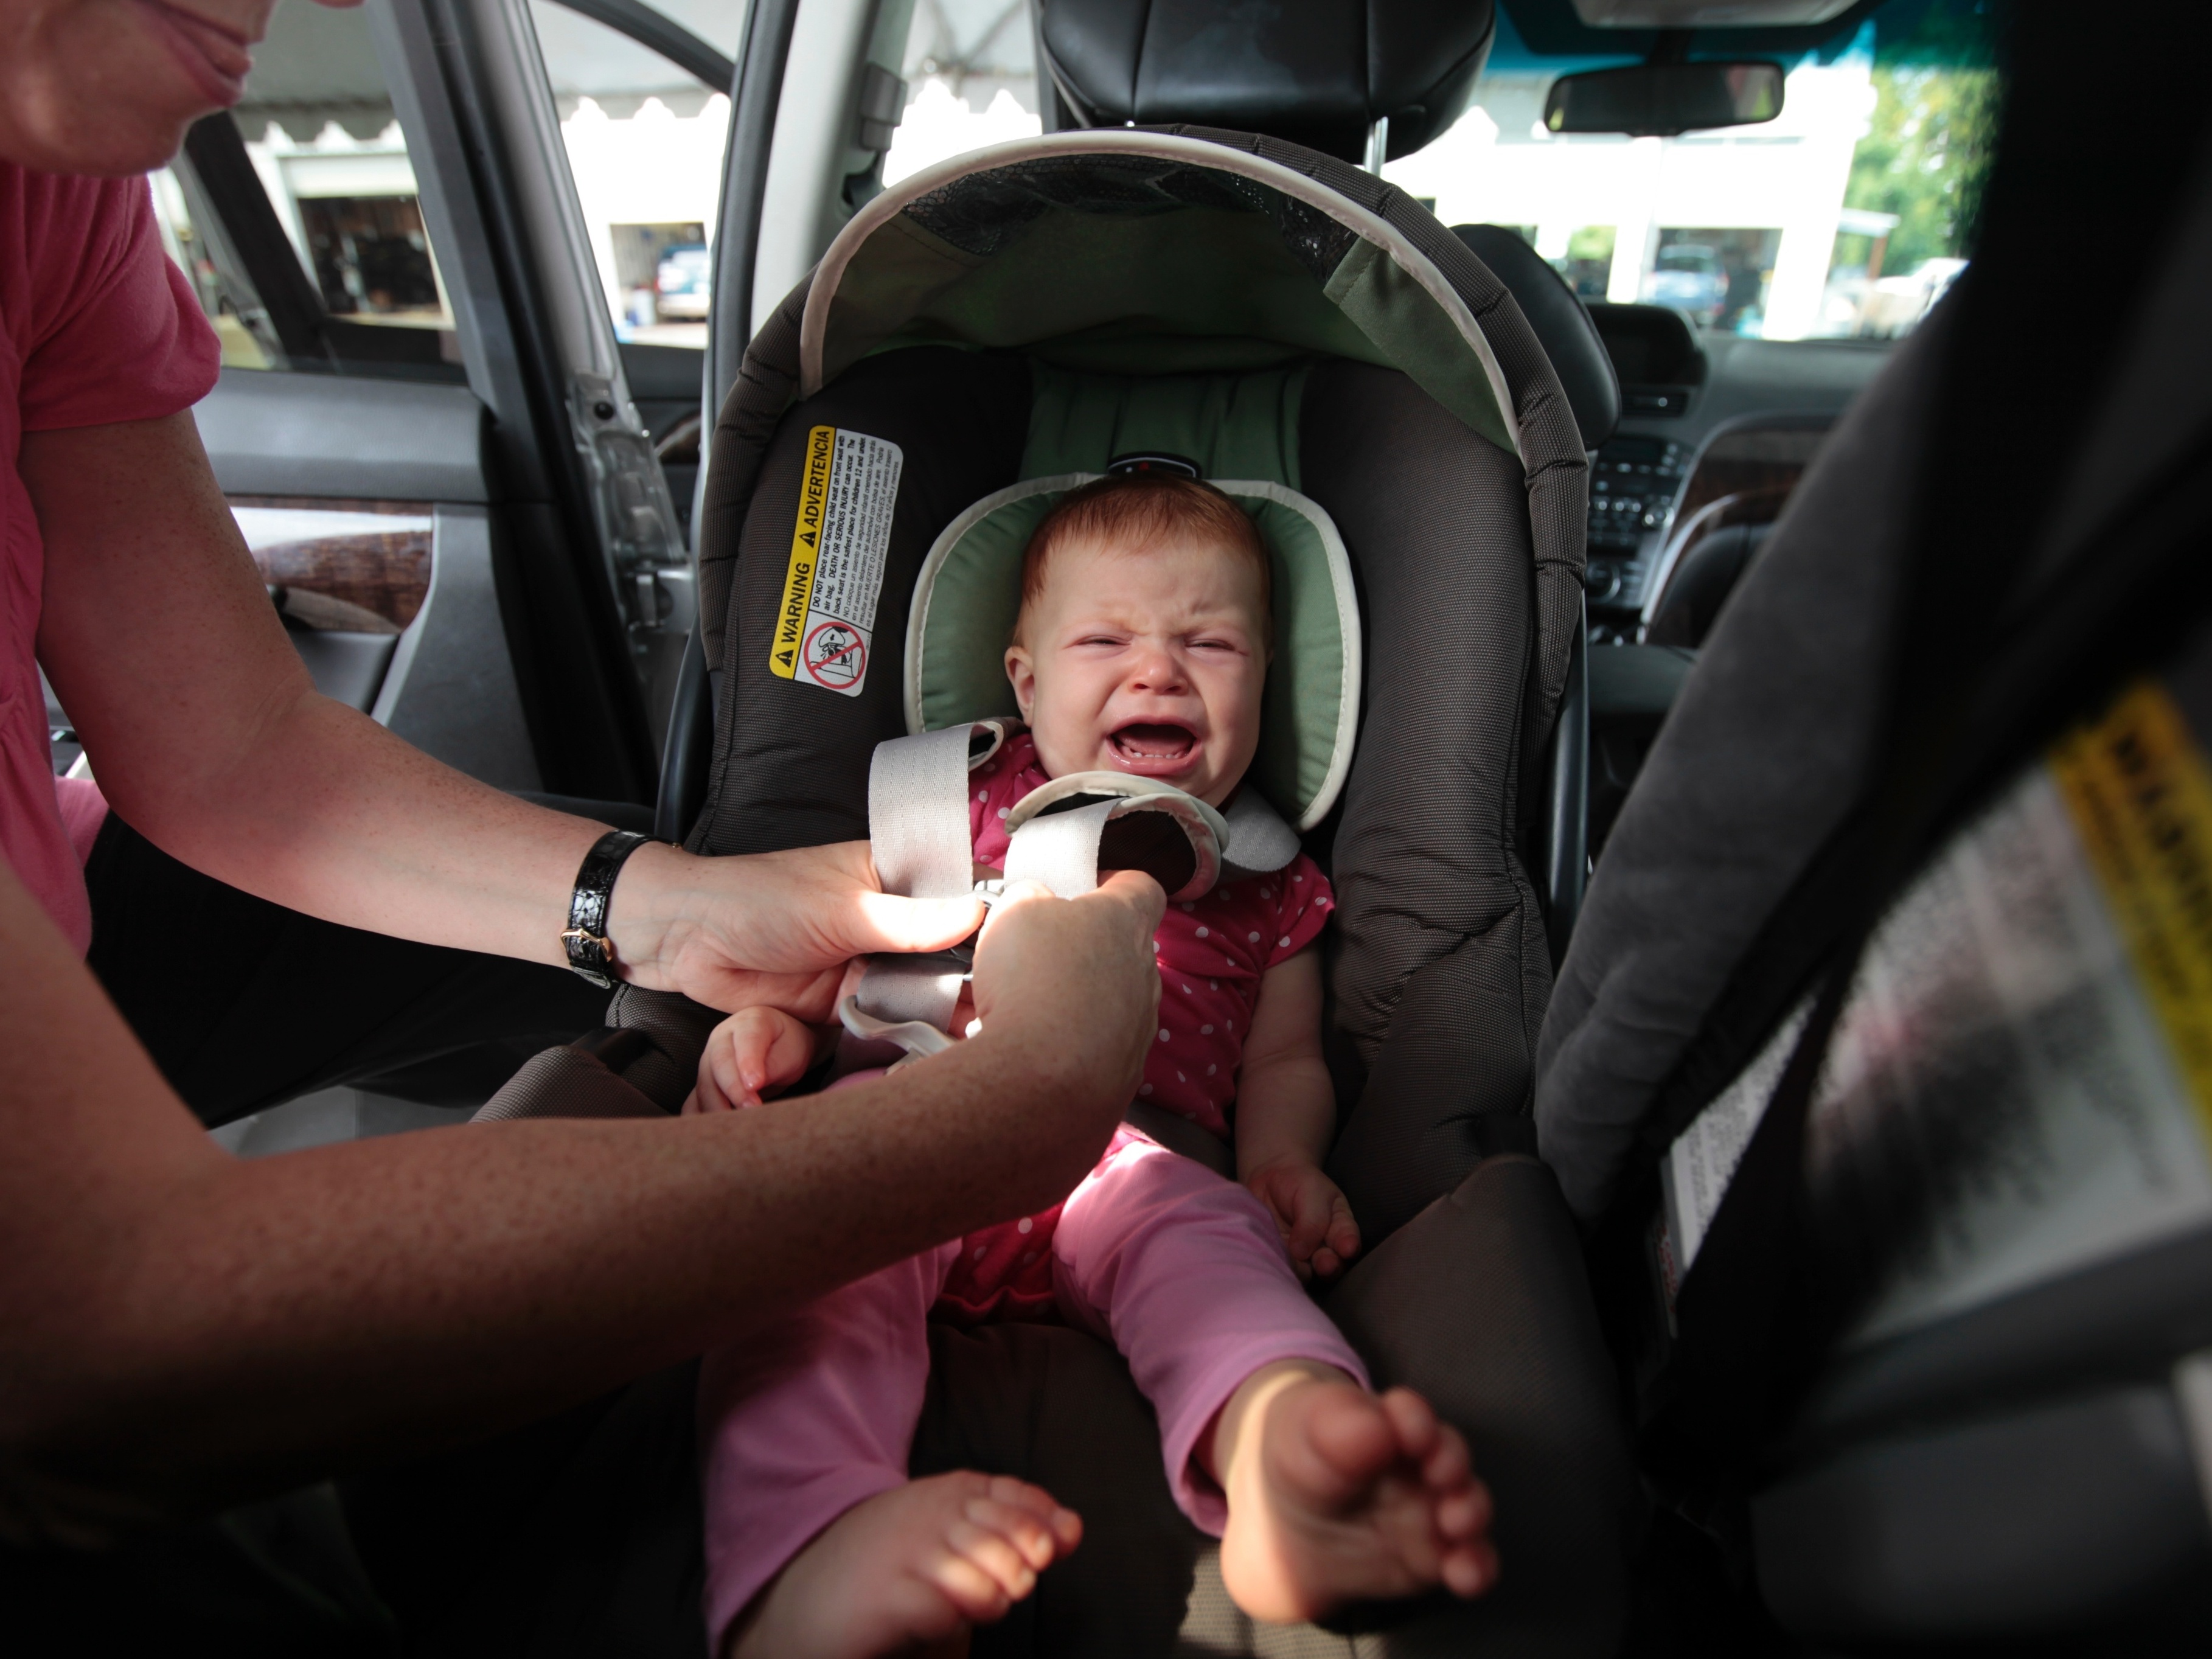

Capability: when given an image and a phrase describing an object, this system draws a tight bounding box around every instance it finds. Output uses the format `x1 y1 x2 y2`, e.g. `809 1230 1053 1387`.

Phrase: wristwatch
562 829 656 987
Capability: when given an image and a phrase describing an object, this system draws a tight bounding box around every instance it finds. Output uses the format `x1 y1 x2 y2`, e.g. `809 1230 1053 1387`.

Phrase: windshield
1385 0 2002 341
876 0 2000 344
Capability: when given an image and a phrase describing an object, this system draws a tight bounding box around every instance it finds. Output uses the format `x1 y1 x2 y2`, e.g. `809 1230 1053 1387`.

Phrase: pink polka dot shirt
938 734 1335 1321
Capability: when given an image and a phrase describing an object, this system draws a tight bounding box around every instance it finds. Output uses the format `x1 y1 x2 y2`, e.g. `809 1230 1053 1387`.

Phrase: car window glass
150 162 285 370
645 0 746 60
1385 0 1997 341
527 1 731 347
147 2 464 379
883 0 1043 187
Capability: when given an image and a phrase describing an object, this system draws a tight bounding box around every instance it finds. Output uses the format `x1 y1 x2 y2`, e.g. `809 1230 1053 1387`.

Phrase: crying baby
690 473 1497 1658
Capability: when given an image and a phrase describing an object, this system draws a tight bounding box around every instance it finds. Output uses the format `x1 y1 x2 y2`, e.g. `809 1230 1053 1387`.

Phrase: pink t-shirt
938 732 1337 1320
2 163 221 952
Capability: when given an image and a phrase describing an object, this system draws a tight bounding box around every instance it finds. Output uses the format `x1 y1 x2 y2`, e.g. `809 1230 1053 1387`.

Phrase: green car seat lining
1020 362 1309 489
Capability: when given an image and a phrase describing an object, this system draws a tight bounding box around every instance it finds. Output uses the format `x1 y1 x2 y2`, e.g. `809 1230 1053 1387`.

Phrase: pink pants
697 1128 1367 1645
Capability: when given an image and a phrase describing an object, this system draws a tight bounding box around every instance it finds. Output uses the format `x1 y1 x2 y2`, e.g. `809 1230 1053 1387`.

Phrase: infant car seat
482 127 1630 1654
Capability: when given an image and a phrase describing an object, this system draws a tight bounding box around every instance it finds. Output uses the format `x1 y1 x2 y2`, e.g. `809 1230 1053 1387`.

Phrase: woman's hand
609 841 985 1018
966 872 1163 1083
951 872 1166 1193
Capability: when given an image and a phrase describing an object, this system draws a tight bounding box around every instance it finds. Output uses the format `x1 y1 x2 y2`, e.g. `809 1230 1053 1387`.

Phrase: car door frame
375 0 696 801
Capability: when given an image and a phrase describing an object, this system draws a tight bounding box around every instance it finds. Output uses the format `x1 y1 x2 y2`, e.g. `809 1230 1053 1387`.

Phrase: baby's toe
918 1543 1014 1624
1439 1537 1498 1598
983 1475 1082 1549
984 1473 1059 1517
1304 1382 1400 1483
916 1557 1013 1628
963 1496 1059 1570
1419 1422 1473 1494
1435 1478 1492 1543
1379 1386 1444 1463
945 1517 1037 1599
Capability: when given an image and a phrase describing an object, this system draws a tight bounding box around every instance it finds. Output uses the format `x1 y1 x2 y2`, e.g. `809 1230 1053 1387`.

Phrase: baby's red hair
1016 473 1271 639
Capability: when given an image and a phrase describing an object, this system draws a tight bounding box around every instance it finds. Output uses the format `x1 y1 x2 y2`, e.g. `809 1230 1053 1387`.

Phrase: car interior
63 0 2212 1650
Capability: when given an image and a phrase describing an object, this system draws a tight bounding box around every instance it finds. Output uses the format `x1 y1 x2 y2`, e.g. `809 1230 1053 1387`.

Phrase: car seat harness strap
869 720 1009 900
841 722 1299 1066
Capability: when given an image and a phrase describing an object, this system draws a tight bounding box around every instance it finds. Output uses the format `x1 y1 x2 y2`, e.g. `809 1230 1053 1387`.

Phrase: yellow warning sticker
2051 679 2212 1143
766 423 902 697
770 425 835 681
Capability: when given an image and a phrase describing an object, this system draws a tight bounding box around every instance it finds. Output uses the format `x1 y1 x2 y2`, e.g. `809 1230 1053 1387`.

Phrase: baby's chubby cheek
1025 703 1104 777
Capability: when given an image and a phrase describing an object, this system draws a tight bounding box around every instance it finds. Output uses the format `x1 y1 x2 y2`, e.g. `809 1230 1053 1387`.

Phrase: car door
108 0 722 810
459 0 751 763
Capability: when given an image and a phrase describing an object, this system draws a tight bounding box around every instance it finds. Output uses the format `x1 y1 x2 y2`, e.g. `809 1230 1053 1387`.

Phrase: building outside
1382 30 1892 340
165 1 1963 369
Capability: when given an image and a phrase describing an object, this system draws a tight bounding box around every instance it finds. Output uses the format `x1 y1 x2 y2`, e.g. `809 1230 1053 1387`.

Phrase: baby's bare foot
1218 1374 1497 1624
728 1472 1081 1659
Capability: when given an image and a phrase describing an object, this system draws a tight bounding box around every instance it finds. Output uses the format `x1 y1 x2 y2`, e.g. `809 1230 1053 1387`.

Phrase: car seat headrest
799 130 1523 465
1452 225 1620 449
1037 0 1496 165
905 475 1361 832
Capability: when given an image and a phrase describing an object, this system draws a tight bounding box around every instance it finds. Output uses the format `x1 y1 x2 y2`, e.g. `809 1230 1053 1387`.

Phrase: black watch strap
563 829 655 988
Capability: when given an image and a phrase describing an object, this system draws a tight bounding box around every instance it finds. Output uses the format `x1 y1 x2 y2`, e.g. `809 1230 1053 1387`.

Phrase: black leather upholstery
1037 0 1495 163
1453 224 1620 449
1647 521 1771 648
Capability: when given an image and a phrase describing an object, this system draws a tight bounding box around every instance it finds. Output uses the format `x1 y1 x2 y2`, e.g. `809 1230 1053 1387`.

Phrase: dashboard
1584 433 1689 611
1578 305 1896 642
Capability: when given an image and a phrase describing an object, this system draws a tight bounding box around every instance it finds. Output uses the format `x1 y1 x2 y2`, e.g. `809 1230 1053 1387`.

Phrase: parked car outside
1643 242 1727 324
654 242 712 321
1856 255 1969 337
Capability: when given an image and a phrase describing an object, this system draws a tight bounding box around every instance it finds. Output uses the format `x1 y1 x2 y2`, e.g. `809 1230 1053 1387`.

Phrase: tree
1845 64 2002 272
1842 0 2005 272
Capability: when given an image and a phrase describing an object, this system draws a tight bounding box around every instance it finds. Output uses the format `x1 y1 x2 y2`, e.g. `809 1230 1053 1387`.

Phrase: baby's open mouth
1109 722 1198 764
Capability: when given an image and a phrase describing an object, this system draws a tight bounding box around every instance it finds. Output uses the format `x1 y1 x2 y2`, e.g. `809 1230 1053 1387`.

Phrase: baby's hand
687 1006 818 1113
1244 1156 1361 1282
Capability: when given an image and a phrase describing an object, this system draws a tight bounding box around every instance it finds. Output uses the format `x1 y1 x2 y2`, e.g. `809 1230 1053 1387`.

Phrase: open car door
113 0 732 816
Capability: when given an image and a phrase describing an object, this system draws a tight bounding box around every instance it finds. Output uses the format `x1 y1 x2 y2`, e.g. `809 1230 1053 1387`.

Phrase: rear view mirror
1544 61 1784 137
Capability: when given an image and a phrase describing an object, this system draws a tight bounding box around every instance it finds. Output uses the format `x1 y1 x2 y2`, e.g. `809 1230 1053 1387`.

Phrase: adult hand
609 841 985 1018
964 871 1166 1135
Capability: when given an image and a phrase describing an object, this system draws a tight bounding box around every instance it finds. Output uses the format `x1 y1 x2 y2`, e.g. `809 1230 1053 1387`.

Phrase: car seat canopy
802 131 1522 462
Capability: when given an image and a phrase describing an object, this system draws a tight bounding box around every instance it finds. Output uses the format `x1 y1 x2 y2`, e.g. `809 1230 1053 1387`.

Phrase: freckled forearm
148 691 599 963
26 414 604 965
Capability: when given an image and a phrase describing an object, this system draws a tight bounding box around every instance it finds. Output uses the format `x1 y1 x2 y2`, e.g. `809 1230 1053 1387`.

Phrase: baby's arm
1236 948 1360 1281
687 1006 822 1113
